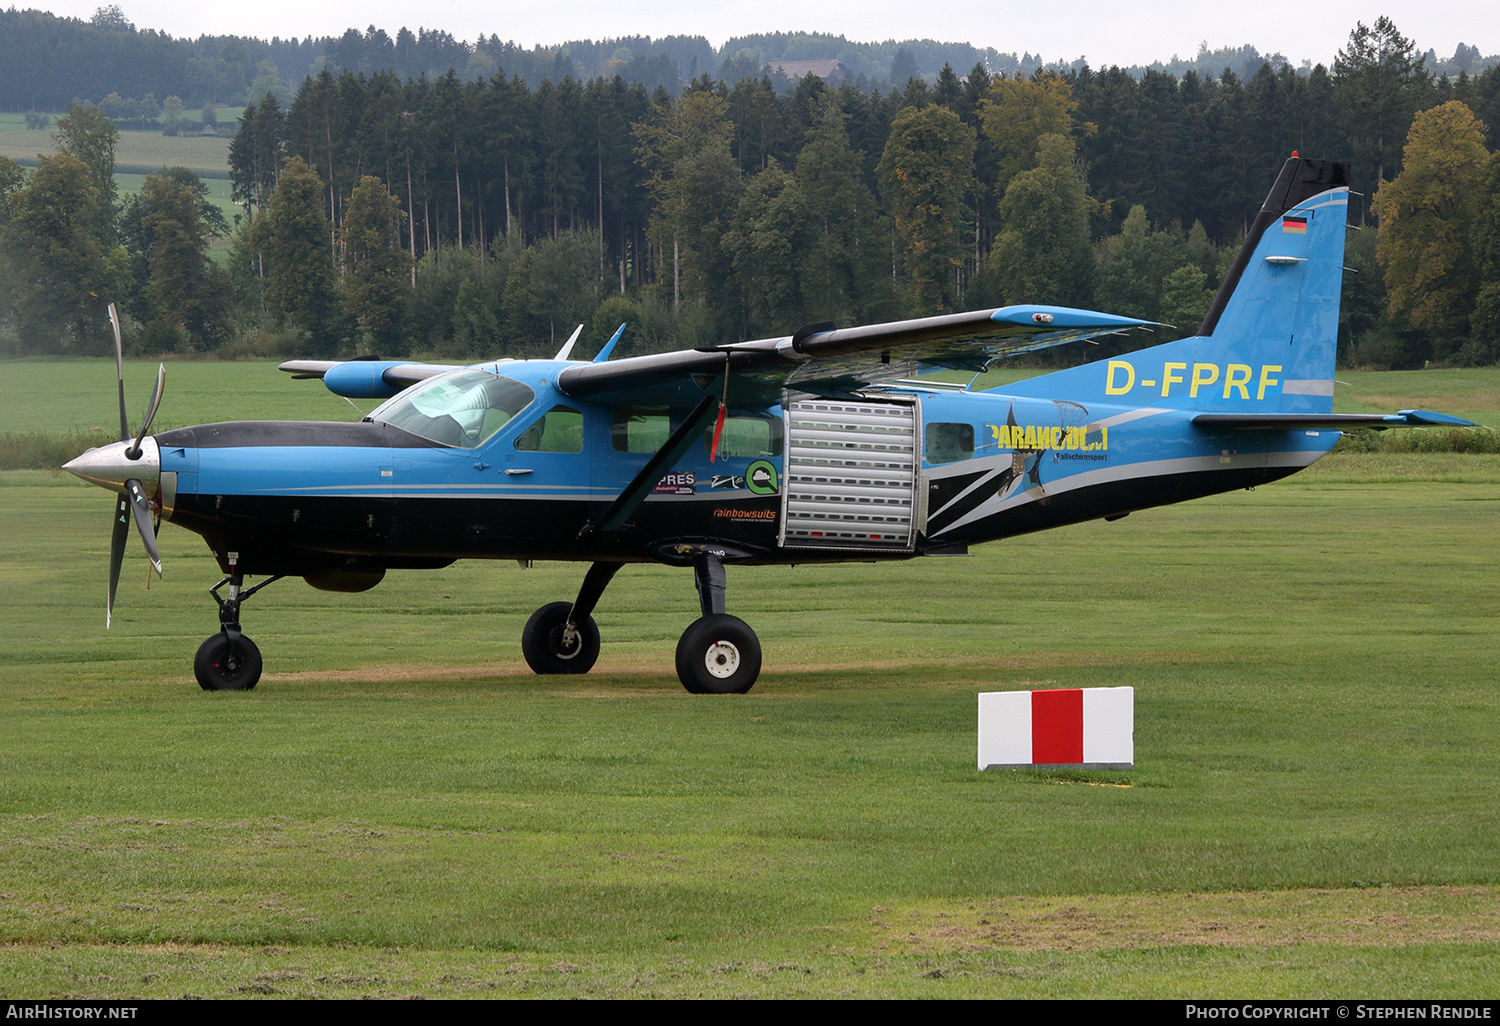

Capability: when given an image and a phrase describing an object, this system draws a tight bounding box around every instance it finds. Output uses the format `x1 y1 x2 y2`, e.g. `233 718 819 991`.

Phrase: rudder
997 155 1351 414
1194 156 1350 413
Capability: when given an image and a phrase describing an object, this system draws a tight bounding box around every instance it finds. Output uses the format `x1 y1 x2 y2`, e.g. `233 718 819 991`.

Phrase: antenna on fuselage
593 323 627 363
553 324 585 360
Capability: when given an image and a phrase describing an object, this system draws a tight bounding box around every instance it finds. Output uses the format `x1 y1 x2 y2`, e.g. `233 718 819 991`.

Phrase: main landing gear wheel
675 614 761 695
522 601 601 674
193 633 263 691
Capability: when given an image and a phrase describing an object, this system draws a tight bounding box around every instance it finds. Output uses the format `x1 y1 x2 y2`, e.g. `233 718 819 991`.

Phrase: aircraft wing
278 359 463 398
1193 411 1477 430
557 305 1154 406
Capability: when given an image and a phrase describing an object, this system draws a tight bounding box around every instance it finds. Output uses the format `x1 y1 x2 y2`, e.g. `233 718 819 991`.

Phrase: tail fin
999 156 1351 414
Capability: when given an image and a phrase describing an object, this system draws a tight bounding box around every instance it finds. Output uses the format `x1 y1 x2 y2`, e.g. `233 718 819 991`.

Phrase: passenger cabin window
926 422 974 465
515 405 584 453
704 415 783 458
370 370 534 448
612 410 672 453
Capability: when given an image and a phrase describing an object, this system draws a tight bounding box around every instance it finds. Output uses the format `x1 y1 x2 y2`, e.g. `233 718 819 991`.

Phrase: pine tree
1336 17 1433 222
635 90 744 323
252 157 343 354
340 175 411 350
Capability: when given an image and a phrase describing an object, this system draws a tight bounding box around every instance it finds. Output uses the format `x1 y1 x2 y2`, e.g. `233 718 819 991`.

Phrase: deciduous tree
136 171 231 350
1373 101 1490 350
52 102 118 244
979 71 1079 198
0 154 110 353
987 133 1095 309
877 104 975 314
1094 204 1191 322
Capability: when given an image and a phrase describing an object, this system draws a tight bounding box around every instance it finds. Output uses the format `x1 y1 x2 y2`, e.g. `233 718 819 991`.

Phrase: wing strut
581 394 720 538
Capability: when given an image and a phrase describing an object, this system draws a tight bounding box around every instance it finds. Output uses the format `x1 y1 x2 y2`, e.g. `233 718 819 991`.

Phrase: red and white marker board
977 687 1133 770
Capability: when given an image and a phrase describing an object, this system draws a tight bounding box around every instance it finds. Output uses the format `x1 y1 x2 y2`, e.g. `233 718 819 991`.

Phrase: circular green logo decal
746 459 779 495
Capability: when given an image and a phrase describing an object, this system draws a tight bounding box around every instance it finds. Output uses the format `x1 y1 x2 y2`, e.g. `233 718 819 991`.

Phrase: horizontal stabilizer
1194 410 1477 431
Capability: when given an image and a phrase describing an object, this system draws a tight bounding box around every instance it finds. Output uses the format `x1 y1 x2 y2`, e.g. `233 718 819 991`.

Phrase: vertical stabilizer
997 156 1350 414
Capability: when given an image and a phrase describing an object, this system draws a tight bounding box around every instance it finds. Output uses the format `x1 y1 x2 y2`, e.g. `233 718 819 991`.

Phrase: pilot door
779 398 920 552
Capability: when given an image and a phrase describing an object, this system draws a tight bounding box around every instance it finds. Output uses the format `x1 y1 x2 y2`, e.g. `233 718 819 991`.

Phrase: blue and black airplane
65 156 1473 694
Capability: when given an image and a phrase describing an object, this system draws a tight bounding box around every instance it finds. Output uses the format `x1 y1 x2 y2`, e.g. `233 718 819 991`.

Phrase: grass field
1 113 239 260
0 114 231 178
1 363 1498 997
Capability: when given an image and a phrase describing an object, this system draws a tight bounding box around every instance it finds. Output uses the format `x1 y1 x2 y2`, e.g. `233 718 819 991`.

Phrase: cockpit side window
515 405 584 453
370 371 535 448
612 409 672 453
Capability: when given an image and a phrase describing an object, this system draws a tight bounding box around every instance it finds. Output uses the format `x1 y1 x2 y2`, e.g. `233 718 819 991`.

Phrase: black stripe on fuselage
165 463 1302 578
937 463 1302 545
155 421 444 449
166 491 784 576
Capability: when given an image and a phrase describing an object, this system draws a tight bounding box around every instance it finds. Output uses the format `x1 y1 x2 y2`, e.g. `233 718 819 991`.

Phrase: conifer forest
1 9 1498 369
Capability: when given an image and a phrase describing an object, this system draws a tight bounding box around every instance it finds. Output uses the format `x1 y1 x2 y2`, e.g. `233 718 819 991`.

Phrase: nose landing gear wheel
522 601 601 674
676 614 761 694
193 633 262 691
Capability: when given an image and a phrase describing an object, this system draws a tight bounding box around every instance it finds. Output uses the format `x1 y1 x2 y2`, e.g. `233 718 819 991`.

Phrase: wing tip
990 305 1154 331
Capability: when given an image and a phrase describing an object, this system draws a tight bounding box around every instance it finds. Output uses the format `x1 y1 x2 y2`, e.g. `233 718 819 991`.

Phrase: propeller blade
128 363 165 460
125 479 162 577
108 493 129 628
146 507 161 591
110 303 129 442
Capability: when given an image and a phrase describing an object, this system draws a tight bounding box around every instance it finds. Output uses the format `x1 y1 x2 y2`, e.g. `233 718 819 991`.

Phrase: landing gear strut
521 553 762 694
195 560 282 691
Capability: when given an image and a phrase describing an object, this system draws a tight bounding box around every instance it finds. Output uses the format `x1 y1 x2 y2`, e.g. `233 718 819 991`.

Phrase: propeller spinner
62 304 166 626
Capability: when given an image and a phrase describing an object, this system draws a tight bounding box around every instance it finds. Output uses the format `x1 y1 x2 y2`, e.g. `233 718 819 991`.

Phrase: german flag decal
1282 214 1309 234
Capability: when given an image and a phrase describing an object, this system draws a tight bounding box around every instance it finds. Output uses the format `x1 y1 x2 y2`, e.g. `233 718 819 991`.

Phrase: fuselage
57 156 1369 695
140 359 1338 582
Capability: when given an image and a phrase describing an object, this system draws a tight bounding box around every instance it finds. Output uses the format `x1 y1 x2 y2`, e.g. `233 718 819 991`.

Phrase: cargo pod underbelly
780 399 918 552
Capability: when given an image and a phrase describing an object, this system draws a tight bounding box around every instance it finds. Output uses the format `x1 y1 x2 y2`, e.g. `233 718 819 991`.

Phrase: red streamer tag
710 404 726 463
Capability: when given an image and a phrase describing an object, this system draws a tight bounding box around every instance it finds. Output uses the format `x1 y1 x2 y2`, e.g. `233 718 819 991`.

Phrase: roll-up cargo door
780 399 918 551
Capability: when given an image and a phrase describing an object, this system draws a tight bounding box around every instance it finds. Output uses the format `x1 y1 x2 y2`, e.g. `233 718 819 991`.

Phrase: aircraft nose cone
63 437 160 493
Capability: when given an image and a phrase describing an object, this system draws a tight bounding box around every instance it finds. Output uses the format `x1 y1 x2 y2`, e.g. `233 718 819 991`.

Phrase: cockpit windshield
369 370 535 448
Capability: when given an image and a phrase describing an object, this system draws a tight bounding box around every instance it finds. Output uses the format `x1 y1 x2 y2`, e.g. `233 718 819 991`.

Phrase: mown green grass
1335 368 1500 430
2 363 1499 996
3 456 1499 996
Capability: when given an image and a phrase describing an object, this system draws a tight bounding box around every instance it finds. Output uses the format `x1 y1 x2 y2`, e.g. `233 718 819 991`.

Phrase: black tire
522 601 600 674
675 615 761 695
194 633 262 691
